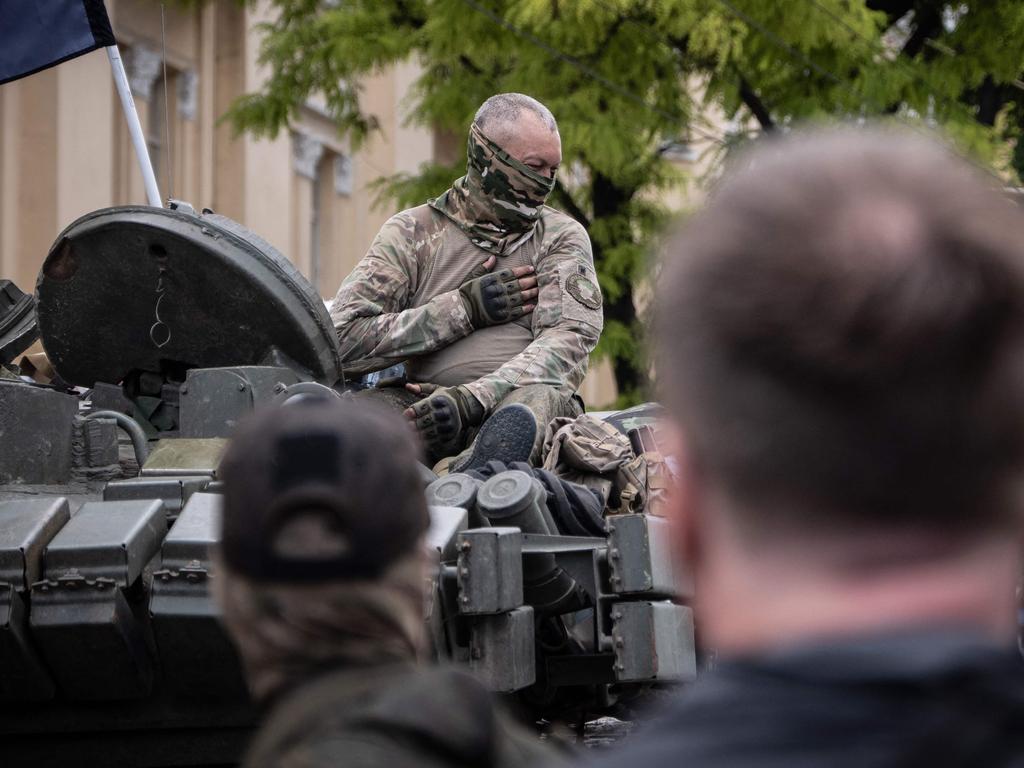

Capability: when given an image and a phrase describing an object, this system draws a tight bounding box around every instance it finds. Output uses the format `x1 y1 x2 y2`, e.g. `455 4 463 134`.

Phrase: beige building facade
0 0 432 296
0 0 616 404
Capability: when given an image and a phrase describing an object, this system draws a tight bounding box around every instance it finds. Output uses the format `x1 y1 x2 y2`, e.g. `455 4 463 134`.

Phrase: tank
0 202 694 766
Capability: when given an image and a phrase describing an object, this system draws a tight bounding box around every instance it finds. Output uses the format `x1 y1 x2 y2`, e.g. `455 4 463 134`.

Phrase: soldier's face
501 111 562 180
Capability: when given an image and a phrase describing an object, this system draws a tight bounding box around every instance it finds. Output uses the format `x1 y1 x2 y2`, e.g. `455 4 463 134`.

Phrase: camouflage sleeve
329 213 473 376
465 218 603 411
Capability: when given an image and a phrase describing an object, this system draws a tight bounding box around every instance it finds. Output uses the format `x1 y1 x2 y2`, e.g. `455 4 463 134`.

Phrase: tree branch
458 54 484 76
972 75 1004 127
553 179 591 229
738 76 775 131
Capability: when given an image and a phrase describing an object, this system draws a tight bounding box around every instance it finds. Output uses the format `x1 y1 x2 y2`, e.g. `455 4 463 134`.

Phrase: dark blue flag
0 0 115 86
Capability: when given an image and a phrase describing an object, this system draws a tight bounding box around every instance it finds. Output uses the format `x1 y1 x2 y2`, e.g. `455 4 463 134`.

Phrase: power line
458 0 728 146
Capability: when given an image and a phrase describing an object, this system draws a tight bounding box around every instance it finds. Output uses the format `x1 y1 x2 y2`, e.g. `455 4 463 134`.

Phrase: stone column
126 44 163 101
291 133 323 279
333 154 353 196
176 69 199 204
120 44 164 205
313 153 354 296
292 133 323 180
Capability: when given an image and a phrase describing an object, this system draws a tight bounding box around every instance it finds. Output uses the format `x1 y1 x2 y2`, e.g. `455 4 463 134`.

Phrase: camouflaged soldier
330 93 603 468
214 398 559 768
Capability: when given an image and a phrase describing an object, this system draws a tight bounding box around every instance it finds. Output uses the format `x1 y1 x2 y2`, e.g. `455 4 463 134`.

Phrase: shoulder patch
567 273 602 310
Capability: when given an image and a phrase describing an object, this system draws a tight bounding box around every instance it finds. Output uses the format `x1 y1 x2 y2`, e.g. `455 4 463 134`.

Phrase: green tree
228 0 1024 405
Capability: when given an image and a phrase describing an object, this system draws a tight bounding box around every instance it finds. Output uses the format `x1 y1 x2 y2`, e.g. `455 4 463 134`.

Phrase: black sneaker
451 403 538 473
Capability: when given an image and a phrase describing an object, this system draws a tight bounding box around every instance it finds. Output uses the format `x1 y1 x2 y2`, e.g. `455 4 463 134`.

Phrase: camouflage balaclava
432 122 557 256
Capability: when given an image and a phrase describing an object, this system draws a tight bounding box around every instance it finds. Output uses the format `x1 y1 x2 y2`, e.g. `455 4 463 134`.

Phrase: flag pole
105 45 162 208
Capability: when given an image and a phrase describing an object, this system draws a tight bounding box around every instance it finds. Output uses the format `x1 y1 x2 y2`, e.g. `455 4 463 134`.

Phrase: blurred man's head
659 128 1024 652
214 398 430 701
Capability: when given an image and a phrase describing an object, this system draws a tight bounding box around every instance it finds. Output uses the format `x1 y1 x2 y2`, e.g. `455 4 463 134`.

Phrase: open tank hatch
36 206 342 387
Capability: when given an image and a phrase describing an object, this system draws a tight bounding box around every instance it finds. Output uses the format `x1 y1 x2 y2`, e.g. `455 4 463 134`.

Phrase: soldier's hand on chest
459 259 538 329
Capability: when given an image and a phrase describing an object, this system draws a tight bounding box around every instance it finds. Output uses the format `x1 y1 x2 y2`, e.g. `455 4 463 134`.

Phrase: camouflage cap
218 398 429 583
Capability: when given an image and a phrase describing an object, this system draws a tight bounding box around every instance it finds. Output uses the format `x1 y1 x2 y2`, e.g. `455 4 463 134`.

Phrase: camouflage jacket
329 204 604 412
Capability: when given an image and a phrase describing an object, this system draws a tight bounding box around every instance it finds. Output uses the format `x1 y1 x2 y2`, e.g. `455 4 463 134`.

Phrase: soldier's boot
447 385 584 473
450 403 537 474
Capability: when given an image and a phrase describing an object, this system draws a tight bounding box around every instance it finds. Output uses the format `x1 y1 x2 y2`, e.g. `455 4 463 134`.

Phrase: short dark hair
659 127 1024 536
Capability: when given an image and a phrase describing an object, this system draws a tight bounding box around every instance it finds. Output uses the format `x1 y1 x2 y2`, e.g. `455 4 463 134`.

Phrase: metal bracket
611 601 697 683
456 527 523 615
607 514 683 596
469 606 535 692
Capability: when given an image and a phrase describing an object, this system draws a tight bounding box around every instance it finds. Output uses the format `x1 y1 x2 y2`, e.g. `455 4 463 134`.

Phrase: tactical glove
405 385 485 455
459 268 531 329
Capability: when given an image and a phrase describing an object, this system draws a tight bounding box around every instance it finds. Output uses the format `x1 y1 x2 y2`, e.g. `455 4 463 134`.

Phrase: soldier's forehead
505 118 561 164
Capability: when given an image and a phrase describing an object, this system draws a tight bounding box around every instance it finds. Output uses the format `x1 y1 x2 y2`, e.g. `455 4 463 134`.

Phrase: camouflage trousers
352 383 582 467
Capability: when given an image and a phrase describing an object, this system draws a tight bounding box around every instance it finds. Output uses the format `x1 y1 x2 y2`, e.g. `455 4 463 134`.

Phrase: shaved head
474 93 558 145
472 93 562 179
